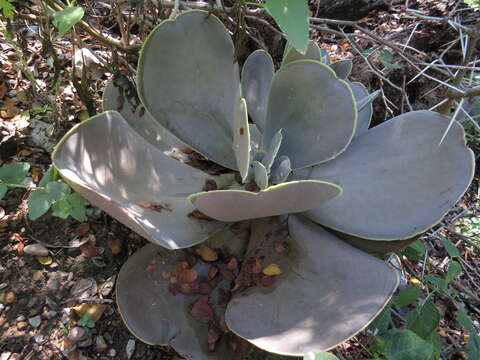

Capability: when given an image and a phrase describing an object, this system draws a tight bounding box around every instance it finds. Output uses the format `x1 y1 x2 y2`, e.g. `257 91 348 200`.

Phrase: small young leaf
52 6 85 39
261 129 283 172
380 329 434 360
406 299 440 339
441 237 460 258
379 49 402 69
445 261 462 283
265 0 309 54
394 285 420 307
28 190 52 220
304 351 339 360
0 183 8 200
0 162 30 185
425 275 447 293
253 161 269 190
39 166 59 187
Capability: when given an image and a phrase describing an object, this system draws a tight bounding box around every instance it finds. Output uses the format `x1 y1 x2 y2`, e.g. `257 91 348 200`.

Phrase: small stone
16 315 26 322
107 348 116 357
78 336 92 348
126 340 135 359
68 327 86 344
95 336 108 352
24 244 49 257
43 310 58 319
34 334 44 344
1 352 12 360
17 321 28 330
28 315 41 328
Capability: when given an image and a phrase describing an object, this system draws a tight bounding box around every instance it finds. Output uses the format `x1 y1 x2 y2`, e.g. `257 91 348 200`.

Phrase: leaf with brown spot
190 297 214 324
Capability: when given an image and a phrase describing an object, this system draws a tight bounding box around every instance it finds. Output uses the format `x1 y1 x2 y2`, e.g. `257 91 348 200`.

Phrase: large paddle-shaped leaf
241 50 274 133
103 80 184 151
298 110 475 240
137 10 240 169
117 227 250 359
52 111 227 249
262 60 357 169
226 216 398 356
189 180 341 222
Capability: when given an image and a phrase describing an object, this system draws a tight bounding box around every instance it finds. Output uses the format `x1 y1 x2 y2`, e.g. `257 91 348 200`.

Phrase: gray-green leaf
445 261 462 283
379 49 402 69
66 193 86 222
266 0 309 54
28 190 52 220
52 6 85 39
51 198 72 219
0 162 30 185
442 237 460 258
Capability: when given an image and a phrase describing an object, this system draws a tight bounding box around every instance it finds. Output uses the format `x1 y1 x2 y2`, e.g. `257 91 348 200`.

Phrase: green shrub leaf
0 0 15 19
406 299 440 339
394 285 420 307
28 190 52 220
51 198 73 219
66 193 86 222
369 305 391 335
379 49 403 69
265 0 309 54
380 329 434 360
0 162 30 185
442 237 460 258
401 239 426 261
445 261 462 283
52 6 85 39
45 181 70 202
39 166 59 187
304 351 339 360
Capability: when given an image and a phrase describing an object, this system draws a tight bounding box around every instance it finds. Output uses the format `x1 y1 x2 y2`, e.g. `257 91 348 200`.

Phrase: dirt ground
0 0 479 359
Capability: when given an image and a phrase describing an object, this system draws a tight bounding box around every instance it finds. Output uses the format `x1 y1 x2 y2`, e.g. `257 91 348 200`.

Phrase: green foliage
304 351 339 360
464 0 480 10
0 0 15 19
379 329 434 360
456 304 480 359
441 237 460 258
0 162 30 200
52 6 84 39
78 313 95 329
405 299 440 339
265 0 309 54
400 239 426 261
394 285 420 307
379 49 403 69
28 180 86 221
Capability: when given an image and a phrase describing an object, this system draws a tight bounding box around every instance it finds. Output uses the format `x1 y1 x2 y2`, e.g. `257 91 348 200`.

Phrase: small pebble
95 336 108 352
24 244 49 257
28 315 41 329
67 327 86 344
107 348 116 357
8 90 16 97
126 339 135 359
43 310 58 319
34 334 44 344
16 315 26 322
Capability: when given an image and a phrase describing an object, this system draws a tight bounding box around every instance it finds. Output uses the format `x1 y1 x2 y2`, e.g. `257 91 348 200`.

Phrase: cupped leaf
282 40 322 66
137 10 240 169
52 111 227 249
226 216 399 356
265 0 309 54
348 82 373 137
297 110 475 240
262 60 357 169
241 50 274 132
233 98 251 182
253 161 268 190
52 6 84 39
330 59 352 79
189 180 341 222
103 80 184 152
116 227 250 359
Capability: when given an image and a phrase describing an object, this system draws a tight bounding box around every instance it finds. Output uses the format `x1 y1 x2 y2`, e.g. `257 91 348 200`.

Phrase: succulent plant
52 10 474 359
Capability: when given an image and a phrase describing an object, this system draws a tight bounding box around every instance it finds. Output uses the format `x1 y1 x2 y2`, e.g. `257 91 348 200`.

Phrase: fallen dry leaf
244 258 262 274
136 200 172 212
106 237 122 255
208 266 219 280
197 245 218 262
220 268 235 281
76 223 90 236
190 297 214 324
262 264 282 276
226 257 238 271
72 303 106 322
36 256 53 265
207 326 221 344
178 268 198 284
